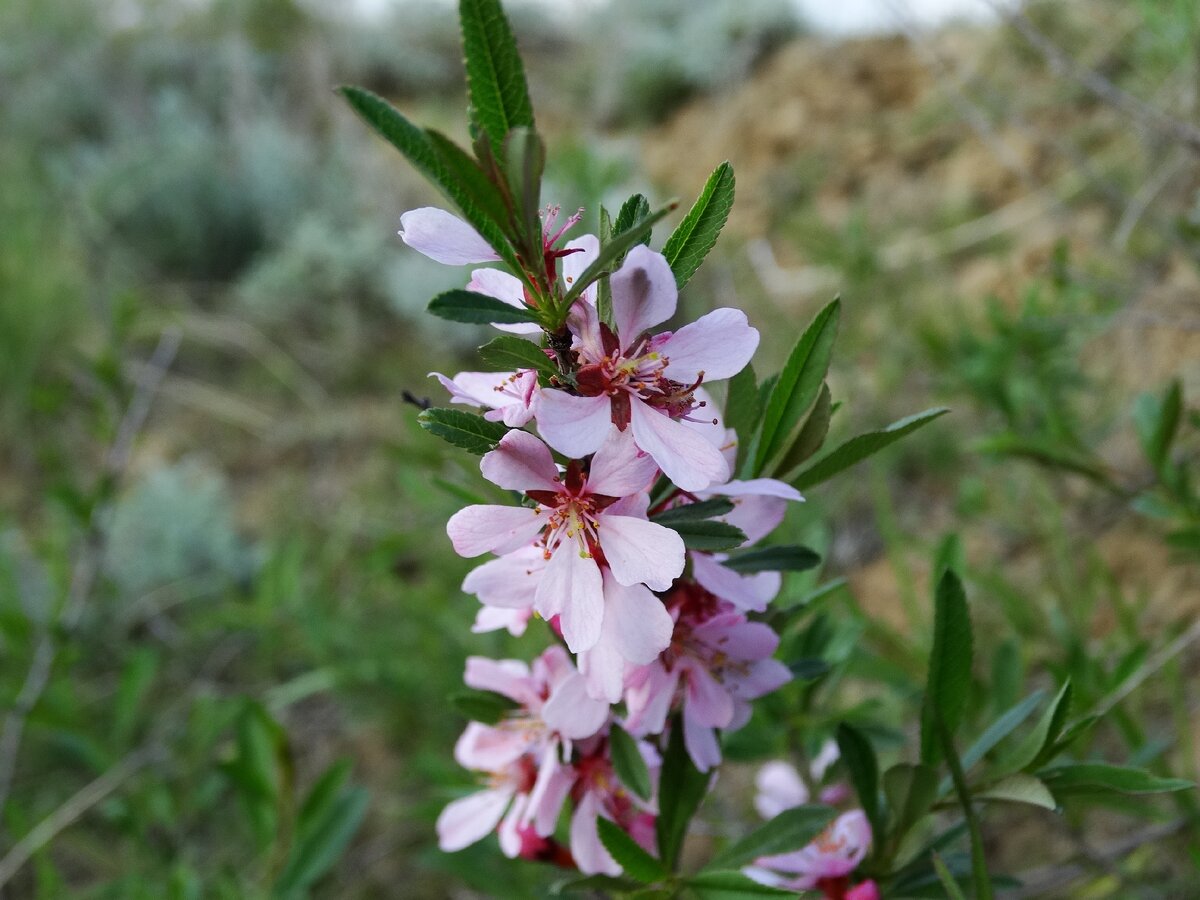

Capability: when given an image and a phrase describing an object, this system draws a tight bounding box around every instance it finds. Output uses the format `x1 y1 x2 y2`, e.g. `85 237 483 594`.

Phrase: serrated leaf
458 0 534 157
772 381 833 478
706 805 834 871
561 203 676 307
598 205 615 325
686 870 794 899
614 193 652 244
755 299 841 475
991 680 1071 778
609 723 652 802
427 289 542 325
504 126 544 252
661 519 747 552
920 571 973 766
656 722 711 870
792 407 950 490
650 498 736 525
450 690 521 724
721 545 820 575
1038 764 1193 796
424 128 513 236
417 408 510 455
662 161 735 290
837 724 880 840
975 774 1056 809
597 818 668 884
477 335 556 376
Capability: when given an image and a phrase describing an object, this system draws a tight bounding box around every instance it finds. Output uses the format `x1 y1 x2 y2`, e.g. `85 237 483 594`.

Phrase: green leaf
297 760 353 845
427 289 542 325
650 498 736 525
477 335 557 376
597 205 615 325
609 723 653 802
660 519 747 552
1038 764 1193 797
504 126 545 251
552 874 643 895
837 724 881 840
661 161 735 290
920 570 973 766
958 690 1046 773
724 364 760 472
792 407 950 490
975 774 1056 810
883 763 938 837
458 0 534 157
274 786 368 896
597 818 668 884
614 193 652 244
1134 380 1183 471
755 299 841 475
424 128 513 237
417 408 510 456
686 871 794 899
706 805 834 871
561 203 676 308
788 658 832 681
113 647 158 748
450 690 520 724
721 545 820 575
656 721 711 870
771 382 833 479
991 680 1071 778
931 852 969 900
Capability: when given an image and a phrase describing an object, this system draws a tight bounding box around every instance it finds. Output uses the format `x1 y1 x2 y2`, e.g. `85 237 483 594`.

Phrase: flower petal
463 656 538 705
587 427 659 497
481 430 561 493
629 399 729 491
537 545 604 652
611 245 677 349
446 505 544 557
529 743 575 836
400 207 500 265
562 234 600 305
683 711 722 773
436 786 513 852
570 791 621 876
535 390 615 459
454 721 528 770
467 267 541 334
462 548 544 609
543 673 610 739
683 659 735 728
755 761 810 819
691 553 780 613
658 308 759 382
601 571 674 665
598 515 685 591
471 605 531 635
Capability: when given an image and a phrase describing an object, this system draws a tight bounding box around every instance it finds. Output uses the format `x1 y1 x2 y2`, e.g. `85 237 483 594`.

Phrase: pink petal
723 495 789 545
731 658 792 699
562 234 600 305
691 553 780 612
529 744 576 836
755 761 810 819
497 791 530 857
570 792 621 876
471 605 531 636
463 656 538 705
611 245 677 349
693 615 780 660
601 571 674 665
399 207 500 265
535 390 615 459
454 722 528 770
683 660 735 728
587 427 659 497
543 673 610 739
846 880 881 900
436 786 513 851
706 478 804 502
629 399 729 491
623 663 678 736
461 548 544 609
467 268 541 335
658 308 759 382
579 636 626 704
537 545 604 652
481 430 561 493
446 505 544 557
683 711 722 773
598 515 685 592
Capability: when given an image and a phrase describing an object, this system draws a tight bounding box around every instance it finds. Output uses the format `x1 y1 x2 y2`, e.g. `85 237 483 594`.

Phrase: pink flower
568 741 660 875
399 207 500 265
754 743 848 818
624 582 791 771
436 648 608 856
446 429 682 654
431 369 540 426
535 245 759 491
749 810 873 892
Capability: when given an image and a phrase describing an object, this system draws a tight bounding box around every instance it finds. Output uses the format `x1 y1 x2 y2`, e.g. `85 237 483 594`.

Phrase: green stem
938 714 992 900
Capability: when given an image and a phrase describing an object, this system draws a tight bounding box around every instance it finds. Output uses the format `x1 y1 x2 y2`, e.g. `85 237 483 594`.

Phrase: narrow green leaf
113 647 158 748
958 690 1046 773
504 126 545 251
788 658 831 681
650 498 736 525
552 874 643 895
597 818 668 884
614 193 652 244
297 761 353 844
1041 714 1101 762
706 805 834 871
458 0 534 156
837 724 880 839
1038 764 1193 796
931 852 969 900
991 680 1071 778
686 870 794 899
725 364 760 472
609 723 653 802
477 335 556 376
977 434 1113 486
427 289 542 325
920 571 973 766
975 774 1056 810
661 519 747 552
937 714 993 900
656 722 711 870
424 128 513 236
450 690 521 724
1134 380 1183 471
721 545 820 575
597 205 614 325
772 382 833 479
274 787 369 895
417 408 510 456
561 203 676 308
883 763 938 837
662 162 735 290
792 407 949 490
755 300 841 475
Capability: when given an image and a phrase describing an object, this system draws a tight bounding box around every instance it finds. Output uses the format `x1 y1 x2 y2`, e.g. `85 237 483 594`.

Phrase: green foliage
720 545 821 574
705 805 834 871
661 161 735 290
417 407 511 455
608 723 653 802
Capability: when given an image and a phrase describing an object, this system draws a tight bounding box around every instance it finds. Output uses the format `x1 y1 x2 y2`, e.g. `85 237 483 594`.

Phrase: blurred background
2 0 1199 896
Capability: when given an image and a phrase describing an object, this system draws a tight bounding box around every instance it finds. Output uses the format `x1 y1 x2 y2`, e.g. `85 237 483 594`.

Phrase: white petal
543 673 610 739
537 545 604 652
462 549 544 609
436 787 512 851
399 207 499 265
536 391 615 458
611 245 677 349
481 430 561 493
629 399 729 492
601 571 674 665
587 427 659 497
446 505 544 557
598 515 685 591
658 308 759 382
562 234 600 305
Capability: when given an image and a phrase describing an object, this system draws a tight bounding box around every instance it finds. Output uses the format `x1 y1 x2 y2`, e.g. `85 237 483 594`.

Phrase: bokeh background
2 0 1199 896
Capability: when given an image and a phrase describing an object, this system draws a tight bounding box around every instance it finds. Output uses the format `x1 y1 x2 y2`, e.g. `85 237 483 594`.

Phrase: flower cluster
408 205 811 874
